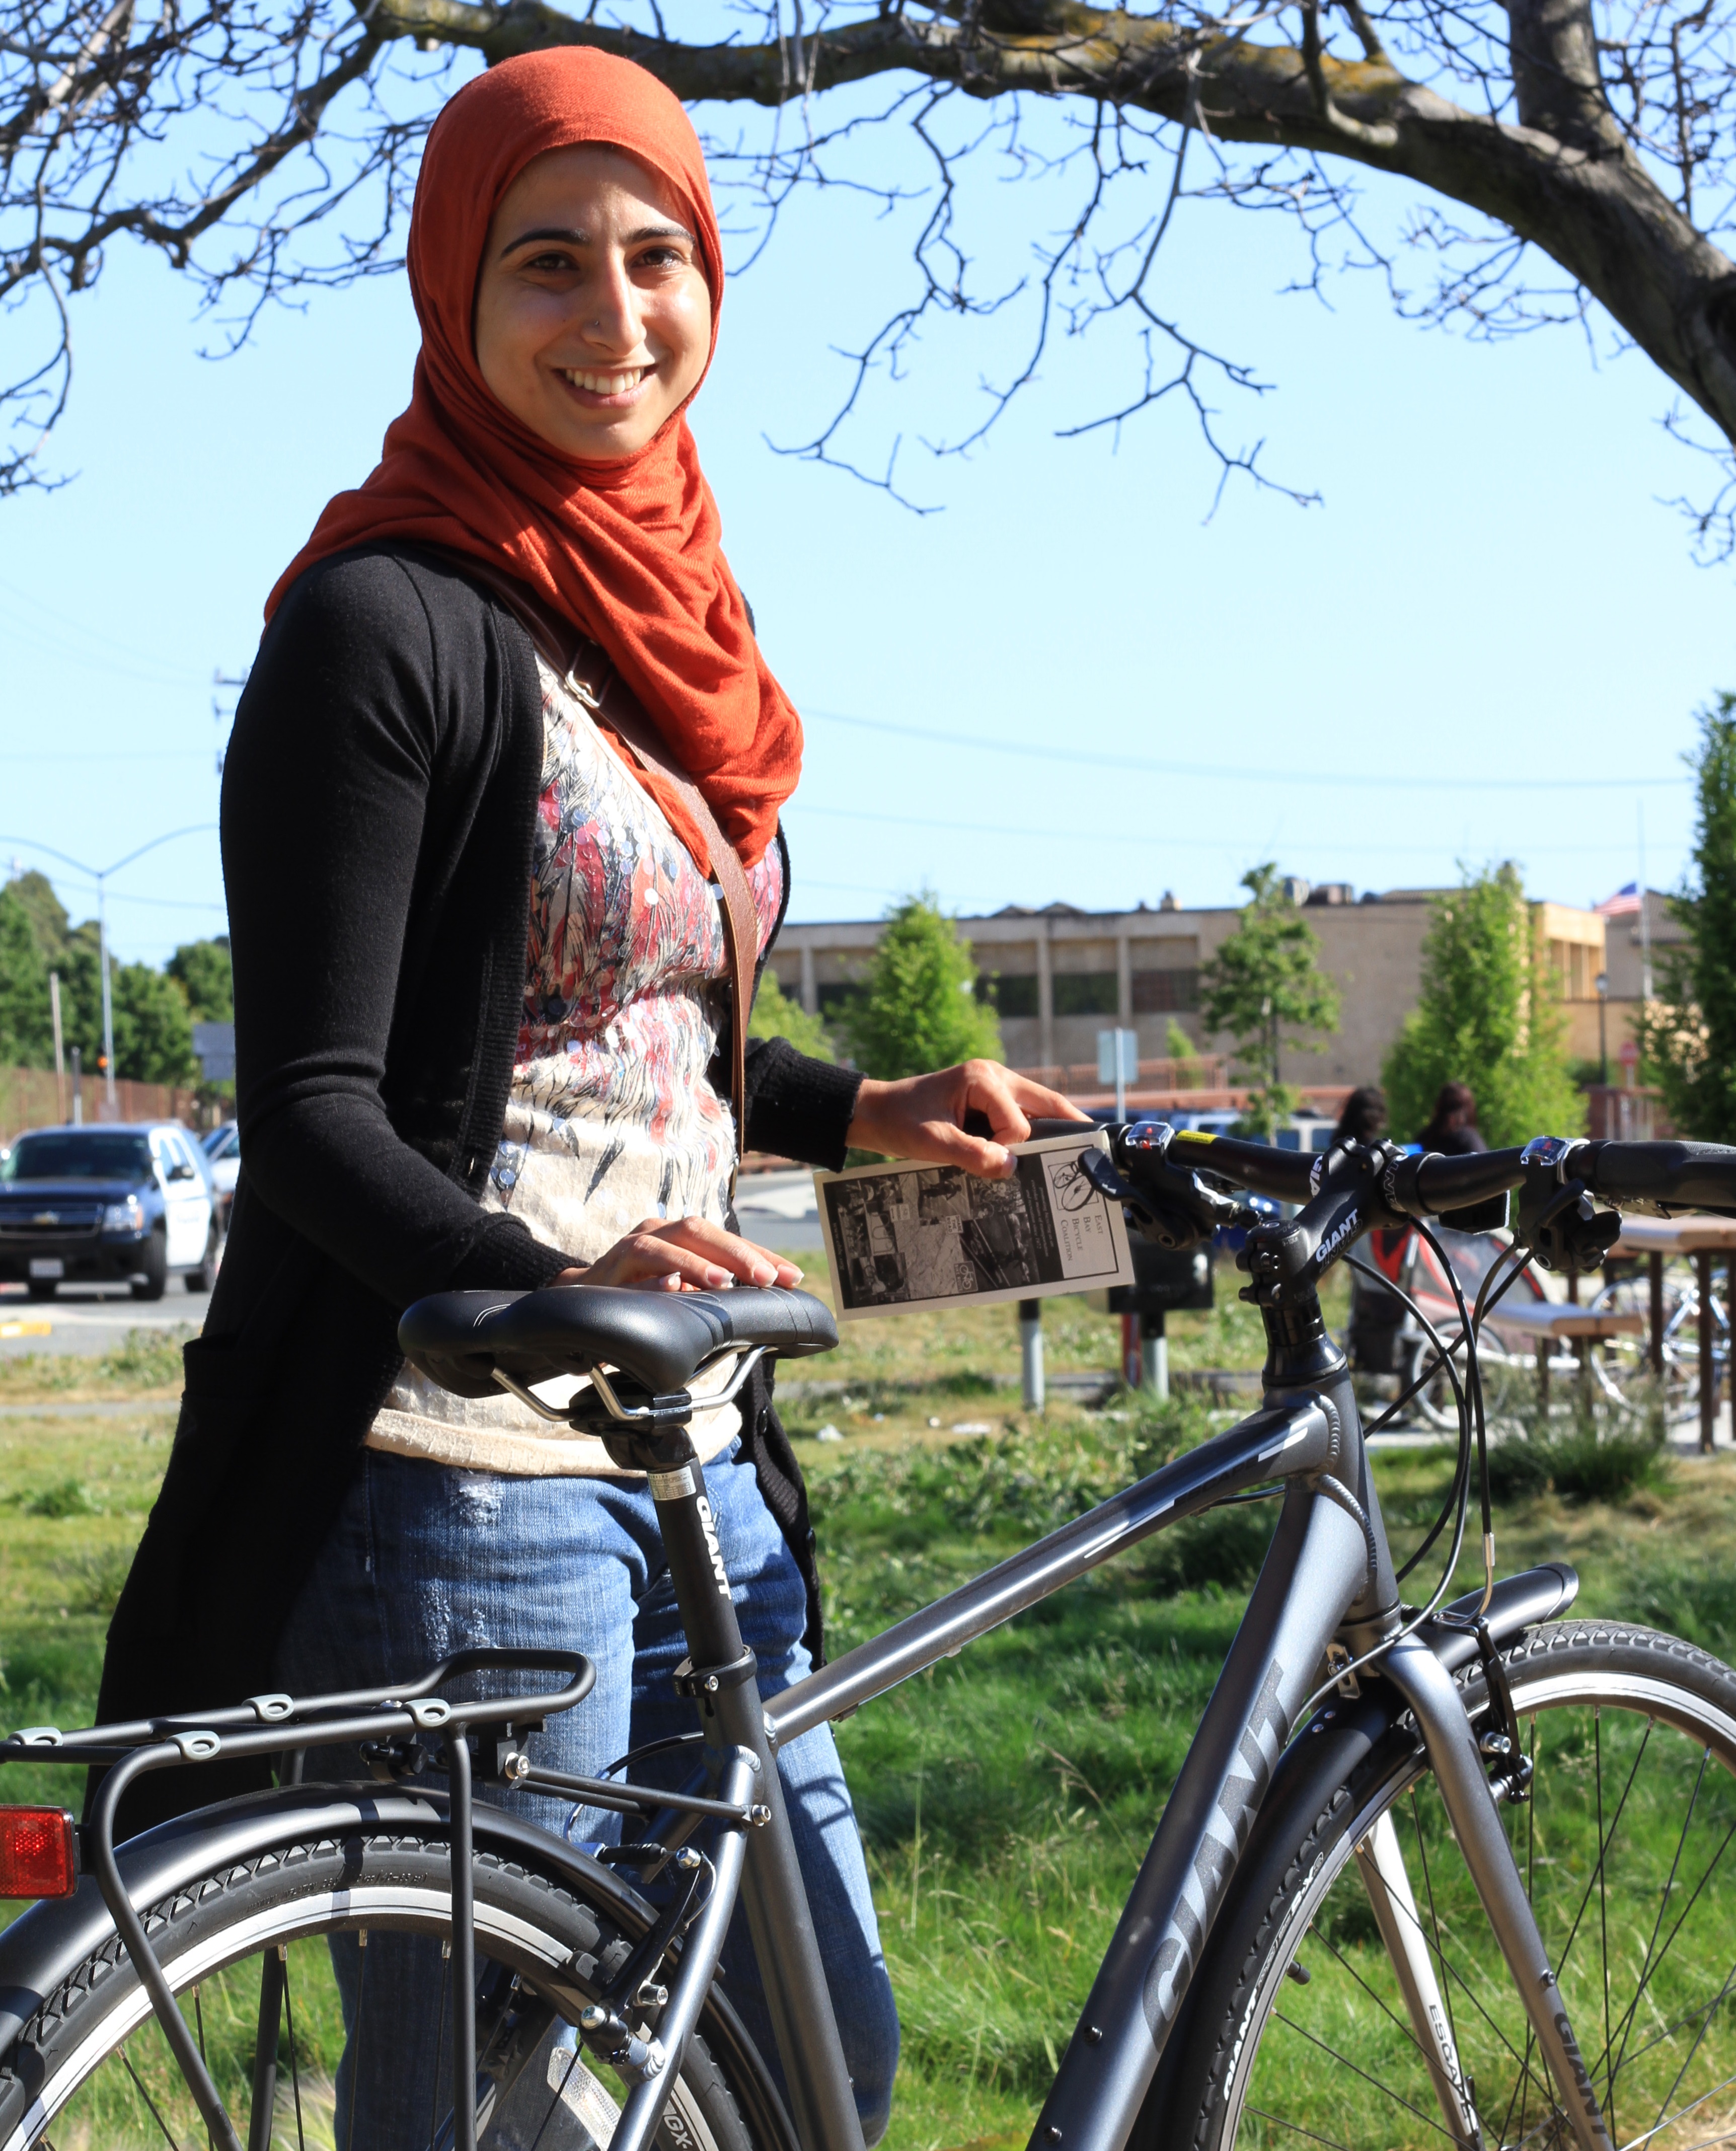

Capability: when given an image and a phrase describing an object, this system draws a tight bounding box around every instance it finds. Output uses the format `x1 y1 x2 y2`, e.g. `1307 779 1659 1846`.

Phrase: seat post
599 1414 867 2151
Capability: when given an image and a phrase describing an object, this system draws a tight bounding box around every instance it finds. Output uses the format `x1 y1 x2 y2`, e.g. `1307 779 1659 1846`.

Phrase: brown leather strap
457 556 755 1192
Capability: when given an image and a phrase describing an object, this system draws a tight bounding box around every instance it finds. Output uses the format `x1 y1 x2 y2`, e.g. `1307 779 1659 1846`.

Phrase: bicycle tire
1144 1620 1736 2151
0 1812 785 2151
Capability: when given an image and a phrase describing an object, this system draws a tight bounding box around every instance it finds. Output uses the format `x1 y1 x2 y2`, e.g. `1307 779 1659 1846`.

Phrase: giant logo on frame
1142 1658 1291 2037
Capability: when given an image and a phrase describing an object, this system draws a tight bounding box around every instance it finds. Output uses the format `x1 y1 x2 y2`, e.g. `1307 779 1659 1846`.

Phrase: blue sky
1 85 1728 967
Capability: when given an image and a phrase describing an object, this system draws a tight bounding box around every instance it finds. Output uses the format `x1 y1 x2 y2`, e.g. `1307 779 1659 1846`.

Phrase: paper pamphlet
812 1131 1136 1322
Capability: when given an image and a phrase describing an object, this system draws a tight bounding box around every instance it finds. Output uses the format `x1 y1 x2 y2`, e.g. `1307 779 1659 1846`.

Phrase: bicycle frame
627 1280 1618 2151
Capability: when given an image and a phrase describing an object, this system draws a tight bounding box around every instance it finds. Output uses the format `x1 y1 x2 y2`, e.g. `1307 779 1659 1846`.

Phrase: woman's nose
579 255 645 356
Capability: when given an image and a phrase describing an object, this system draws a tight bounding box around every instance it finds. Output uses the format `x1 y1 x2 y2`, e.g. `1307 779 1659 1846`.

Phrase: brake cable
1375 1238 1534 1590
1414 1218 1495 1614
1287 1230 1540 1730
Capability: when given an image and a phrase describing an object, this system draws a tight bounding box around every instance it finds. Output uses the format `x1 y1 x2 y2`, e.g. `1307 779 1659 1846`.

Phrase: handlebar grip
1162 1128 1316 1202
1588 1139 1736 1210
1412 1148 1528 1213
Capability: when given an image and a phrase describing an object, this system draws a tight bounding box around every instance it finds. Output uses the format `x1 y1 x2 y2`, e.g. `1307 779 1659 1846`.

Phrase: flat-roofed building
768 881 1614 1101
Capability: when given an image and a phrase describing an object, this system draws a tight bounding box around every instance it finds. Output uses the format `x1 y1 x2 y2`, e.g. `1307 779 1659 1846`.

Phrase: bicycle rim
1 1844 758 2151
1206 1627 1736 2151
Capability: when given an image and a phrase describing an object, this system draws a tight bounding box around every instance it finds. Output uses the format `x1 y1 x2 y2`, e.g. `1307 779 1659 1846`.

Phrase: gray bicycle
3 1124 1736 2151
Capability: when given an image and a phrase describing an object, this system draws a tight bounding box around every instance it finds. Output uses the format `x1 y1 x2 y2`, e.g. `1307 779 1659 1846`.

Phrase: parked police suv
0 1123 221 1301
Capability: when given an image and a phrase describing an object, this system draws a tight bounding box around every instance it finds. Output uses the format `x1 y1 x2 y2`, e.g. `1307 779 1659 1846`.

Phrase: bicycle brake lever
1085 1137 1257 1251
1517 1174 1622 1274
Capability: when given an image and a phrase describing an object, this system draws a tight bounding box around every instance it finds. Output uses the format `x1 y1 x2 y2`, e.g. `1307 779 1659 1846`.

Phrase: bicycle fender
0 1781 654 2056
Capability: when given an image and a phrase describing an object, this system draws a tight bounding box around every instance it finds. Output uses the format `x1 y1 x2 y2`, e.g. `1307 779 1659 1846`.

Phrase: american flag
1595 882 1643 917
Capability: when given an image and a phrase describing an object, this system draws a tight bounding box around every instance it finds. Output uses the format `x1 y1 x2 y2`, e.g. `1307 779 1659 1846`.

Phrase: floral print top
368 656 784 1477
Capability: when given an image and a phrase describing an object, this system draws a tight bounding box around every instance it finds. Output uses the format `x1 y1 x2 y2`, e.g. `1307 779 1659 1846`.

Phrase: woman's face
474 143 712 463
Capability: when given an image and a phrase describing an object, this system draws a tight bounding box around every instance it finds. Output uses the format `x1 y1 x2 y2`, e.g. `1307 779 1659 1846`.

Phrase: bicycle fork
1380 1633 1615 2151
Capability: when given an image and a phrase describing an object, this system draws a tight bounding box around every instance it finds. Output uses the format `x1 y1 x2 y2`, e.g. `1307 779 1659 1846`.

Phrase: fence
1584 1084 1672 1141
1013 1058 1351 1123
1016 1054 1230 1096
1 1067 202 1147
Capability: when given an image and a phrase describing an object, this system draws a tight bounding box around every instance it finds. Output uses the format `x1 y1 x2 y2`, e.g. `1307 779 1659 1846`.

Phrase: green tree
166 936 234 1023
1198 866 1341 1138
840 895 1004 1081
50 927 196 1086
110 963 196 1085
0 881 52 1066
1638 697 1736 1143
5 872 70 965
1383 863 1584 1150
748 970 836 1064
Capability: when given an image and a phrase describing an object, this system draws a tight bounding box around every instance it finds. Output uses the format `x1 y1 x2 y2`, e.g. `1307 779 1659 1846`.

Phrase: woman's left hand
846 1060 1089 1180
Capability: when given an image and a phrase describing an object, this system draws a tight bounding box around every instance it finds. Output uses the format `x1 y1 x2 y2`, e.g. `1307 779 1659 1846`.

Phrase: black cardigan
97 544 862 1817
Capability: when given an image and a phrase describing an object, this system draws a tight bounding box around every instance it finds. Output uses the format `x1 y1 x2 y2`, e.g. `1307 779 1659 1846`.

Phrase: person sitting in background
1332 1085 1387 1148
1419 1080 1486 1155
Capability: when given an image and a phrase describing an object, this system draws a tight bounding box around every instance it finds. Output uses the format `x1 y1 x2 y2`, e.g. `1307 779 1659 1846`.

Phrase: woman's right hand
554 1216 804 1295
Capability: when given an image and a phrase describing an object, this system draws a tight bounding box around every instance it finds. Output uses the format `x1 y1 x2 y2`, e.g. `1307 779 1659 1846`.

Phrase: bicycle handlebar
1020 1116 1736 1221
1412 1138 1736 1215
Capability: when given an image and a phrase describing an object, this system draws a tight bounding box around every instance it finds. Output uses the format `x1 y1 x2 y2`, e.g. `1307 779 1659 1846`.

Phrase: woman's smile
557 360 655 404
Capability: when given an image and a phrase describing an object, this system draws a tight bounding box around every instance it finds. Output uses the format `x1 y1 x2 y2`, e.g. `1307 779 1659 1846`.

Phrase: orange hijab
266 47 800 872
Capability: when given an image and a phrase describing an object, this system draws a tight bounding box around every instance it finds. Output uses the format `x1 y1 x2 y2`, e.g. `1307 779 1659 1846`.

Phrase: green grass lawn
2 1289 1733 2151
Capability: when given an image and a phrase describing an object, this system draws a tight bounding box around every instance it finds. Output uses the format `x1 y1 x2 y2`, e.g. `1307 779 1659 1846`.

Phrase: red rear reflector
0 1807 78 1898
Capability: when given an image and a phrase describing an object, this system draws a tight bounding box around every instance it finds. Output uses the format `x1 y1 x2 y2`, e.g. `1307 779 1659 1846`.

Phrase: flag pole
1638 804 1652 1003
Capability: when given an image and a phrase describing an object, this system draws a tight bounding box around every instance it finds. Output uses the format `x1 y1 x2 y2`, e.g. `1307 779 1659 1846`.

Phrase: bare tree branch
3 0 1735 537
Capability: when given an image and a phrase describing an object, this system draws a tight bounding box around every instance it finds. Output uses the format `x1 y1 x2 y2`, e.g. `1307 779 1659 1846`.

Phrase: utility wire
787 801 1686 861
801 707 1688 792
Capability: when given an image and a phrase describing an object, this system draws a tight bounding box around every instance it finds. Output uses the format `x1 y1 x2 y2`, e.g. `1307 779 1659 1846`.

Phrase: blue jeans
275 1444 898 2148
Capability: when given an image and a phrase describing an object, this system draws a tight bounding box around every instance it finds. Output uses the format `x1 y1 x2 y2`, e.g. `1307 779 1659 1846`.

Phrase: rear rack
0 1646 767 2151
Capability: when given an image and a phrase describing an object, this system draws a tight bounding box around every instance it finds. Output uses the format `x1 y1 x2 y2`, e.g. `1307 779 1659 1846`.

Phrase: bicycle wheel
1590 1272 1706 1424
0 1810 784 2151
1152 1621 1736 2151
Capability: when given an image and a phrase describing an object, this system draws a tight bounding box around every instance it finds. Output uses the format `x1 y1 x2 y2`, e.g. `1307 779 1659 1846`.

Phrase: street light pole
0 827 217 1115
98 876 117 1112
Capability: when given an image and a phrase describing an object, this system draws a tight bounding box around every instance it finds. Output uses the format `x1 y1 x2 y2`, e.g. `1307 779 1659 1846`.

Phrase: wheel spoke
1309 1926 1443 2071
347 1929 369 2151
1409 1788 1468 2074
1642 1952 1736 2149
192 1984 213 2151
1270 2010 1464 2144
429 1937 454 2150
1242 2105 1359 2151
1603 1744 1713 2094
119 2039 184 2150
1552 1717 1654 1989
1601 1803 1736 2097
527 2044 583 2151
281 1948 308 2151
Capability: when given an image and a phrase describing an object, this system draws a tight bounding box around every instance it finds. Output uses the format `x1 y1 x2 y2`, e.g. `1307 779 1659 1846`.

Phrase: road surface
0 1282 204 1359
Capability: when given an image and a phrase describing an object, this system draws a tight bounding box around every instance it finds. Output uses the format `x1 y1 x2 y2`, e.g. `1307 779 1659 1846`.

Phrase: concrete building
768 880 1613 1095
1597 889 1690 1071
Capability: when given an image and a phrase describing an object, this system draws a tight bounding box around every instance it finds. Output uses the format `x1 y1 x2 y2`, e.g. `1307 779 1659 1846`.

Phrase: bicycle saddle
398 1284 839 1401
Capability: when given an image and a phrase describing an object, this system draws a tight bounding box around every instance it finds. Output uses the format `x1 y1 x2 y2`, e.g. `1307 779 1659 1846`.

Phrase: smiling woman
95 39 1082 2151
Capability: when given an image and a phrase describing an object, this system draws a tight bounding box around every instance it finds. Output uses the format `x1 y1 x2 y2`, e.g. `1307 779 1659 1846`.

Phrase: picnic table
1482 1301 1644 1409
1607 1213 1736 1452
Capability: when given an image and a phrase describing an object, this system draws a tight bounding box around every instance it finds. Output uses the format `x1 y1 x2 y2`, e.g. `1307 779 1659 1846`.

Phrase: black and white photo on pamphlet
812 1132 1136 1321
